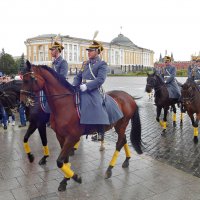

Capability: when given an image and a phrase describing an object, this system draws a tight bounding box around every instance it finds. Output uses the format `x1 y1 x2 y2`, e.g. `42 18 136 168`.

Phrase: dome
110 34 137 48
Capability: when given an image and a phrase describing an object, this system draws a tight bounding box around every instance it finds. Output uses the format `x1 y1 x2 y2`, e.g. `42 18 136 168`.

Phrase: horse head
181 78 199 105
145 71 164 93
20 61 44 106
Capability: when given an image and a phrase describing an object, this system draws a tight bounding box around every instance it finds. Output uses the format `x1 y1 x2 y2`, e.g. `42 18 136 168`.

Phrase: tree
15 53 25 72
0 48 17 74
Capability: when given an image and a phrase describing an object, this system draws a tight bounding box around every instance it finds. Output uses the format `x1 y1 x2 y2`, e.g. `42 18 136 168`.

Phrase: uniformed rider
160 56 181 100
188 56 200 85
73 40 123 141
49 41 68 78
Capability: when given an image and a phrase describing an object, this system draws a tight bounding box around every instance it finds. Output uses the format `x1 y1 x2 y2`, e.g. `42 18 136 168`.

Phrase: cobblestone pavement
1 76 200 199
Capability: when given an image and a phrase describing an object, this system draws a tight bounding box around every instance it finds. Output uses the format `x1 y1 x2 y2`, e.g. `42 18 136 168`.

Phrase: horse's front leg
188 112 198 143
171 104 177 127
23 123 37 163
180 103 185 127
162 107 169 134
156 106 162 125
38 124 49 165
57 136 82 192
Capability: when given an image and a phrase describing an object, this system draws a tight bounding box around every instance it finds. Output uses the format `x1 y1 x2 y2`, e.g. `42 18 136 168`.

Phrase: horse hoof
173 122 176 127
161 130 166 136
73 174 82 184
105 169 112 179
194 136 198 144
58 183 67 192
28 153 34 163
38 156 48 165
58 177 69 192
180 121 183 127
122 160 129 168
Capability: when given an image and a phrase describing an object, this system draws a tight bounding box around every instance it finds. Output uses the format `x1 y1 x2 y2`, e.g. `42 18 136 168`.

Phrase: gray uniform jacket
52 56 68 78
73 57 123 125
43 56 68 113
160 65 181 99
188 65 200 80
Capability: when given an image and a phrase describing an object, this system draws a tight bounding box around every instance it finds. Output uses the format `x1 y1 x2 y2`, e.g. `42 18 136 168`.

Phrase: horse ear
26 60 31 71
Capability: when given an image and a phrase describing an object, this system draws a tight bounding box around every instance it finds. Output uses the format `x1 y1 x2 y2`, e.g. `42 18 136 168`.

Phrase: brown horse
20 61 142 191
181 78 200 143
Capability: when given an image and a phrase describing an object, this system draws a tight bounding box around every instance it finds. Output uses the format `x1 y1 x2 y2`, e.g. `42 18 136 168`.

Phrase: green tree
0 48 17 74
15 53 25 73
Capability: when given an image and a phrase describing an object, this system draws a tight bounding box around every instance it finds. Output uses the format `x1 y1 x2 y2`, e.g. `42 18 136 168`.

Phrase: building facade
25 33 154 72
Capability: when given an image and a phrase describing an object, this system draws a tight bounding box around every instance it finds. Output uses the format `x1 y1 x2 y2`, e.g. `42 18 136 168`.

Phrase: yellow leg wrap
74 141 80 150
194 127 198 137
24 142 31 154
159 120 163 127
180 113 183 121
173 113 176 122
124 143 131 158
61 163 74 178
163 122 167 129
109 150 119 167
43 146 49 156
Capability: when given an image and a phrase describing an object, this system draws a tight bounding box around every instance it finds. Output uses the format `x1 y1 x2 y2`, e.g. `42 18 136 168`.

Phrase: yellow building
25 33 154 71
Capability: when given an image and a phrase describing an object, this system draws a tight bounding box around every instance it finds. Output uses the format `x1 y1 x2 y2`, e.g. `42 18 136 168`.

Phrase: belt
82 79 93 83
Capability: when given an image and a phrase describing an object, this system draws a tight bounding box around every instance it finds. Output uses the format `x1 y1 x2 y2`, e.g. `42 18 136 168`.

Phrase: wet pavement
1 76 200 199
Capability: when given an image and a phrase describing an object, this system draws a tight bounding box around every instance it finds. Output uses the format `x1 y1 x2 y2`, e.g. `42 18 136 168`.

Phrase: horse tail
130 105 143 154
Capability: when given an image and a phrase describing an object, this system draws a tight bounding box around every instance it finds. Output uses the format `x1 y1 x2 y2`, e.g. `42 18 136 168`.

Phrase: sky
1 0 200 61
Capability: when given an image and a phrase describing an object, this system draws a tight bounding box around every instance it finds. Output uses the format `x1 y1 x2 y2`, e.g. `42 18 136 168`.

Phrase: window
74 45 77 62
64 44 68 60
69 44 72 62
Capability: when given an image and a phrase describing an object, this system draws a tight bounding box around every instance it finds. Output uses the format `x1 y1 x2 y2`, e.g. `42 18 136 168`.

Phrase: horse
181 78 200 143
0 80 50 165
20 61 143 192
145 72 184 133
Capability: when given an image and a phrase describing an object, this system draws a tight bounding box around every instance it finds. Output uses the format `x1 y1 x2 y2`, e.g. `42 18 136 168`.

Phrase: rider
49 41 68 78
73 40 123 141
160 56 181 100
188 56 200 85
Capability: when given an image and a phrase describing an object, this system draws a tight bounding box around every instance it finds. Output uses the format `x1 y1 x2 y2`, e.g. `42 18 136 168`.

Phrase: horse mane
37 65 75 92
0 80 22 92
184 78 199 91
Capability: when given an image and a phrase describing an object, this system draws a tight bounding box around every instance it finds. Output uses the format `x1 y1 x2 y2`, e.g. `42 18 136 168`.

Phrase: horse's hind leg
172 104 176 127
122 140 131 168
23 123 37 163
105 129 127 179
38 124 49 165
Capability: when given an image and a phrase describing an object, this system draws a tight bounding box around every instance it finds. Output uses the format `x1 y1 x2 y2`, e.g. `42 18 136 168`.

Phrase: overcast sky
1 0 200 61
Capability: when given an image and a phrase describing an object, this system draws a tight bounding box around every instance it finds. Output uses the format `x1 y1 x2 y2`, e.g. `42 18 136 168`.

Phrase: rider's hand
80 84 87 92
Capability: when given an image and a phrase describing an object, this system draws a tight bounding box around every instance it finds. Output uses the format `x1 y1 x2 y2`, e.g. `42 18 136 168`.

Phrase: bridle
182 83 198 105
21 71 75 106
146 75 165 93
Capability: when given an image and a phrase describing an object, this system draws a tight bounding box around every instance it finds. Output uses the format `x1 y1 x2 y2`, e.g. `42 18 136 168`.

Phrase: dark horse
0 80 50 165
145 72 184 133
20 61 143 192
181 78 200 143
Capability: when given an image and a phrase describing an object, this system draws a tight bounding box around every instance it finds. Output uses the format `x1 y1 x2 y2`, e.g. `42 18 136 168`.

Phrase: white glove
80 84 87 92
